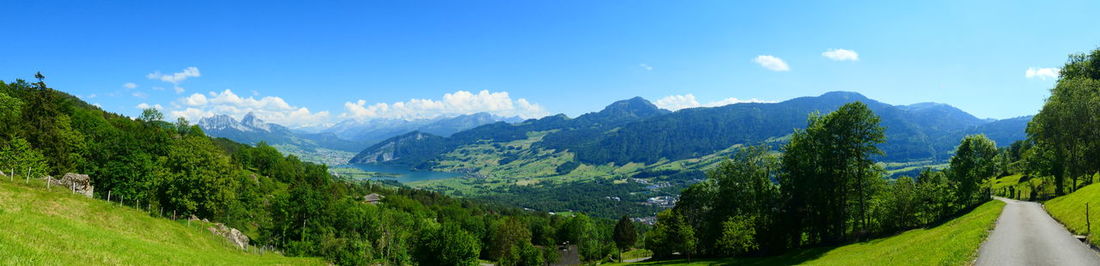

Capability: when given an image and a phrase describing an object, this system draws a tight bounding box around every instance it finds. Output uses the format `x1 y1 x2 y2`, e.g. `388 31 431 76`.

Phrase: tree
415 223 480 266
948 134 998 208
159 136 239 218
780 102 885 245
1028 48 1100 195
541 245 560 266
915 168 951 223
645 210 696 259
0 92 23 139
679 218 697 262
139 108 164 122
612 216 637 262
715 216 757 256
670 145 782 255
491 217 532 261
0 137 49 178
175 117 192 136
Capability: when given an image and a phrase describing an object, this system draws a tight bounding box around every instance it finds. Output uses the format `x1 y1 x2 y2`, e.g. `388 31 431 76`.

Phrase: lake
340 164 464 183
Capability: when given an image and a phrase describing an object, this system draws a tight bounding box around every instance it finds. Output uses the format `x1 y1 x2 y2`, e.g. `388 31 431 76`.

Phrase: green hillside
348 92 1027 218
620 200 1005 265
1045 180 1100 247
0 180 322 265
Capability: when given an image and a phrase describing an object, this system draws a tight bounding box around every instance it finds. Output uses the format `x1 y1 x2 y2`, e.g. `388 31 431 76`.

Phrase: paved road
976 197 1100 266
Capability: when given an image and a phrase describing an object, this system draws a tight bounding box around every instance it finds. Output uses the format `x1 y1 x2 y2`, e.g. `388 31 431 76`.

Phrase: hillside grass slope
1046 182 1100 247
0 180 322 265
620 200 1005 265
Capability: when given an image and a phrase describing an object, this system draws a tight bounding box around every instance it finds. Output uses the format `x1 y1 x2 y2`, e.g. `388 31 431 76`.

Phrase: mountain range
351 91 1030 170
320 112 523 144
197 112 520 165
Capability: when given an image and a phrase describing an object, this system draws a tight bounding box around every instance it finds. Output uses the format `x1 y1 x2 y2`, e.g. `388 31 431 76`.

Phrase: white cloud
1025 67 1060 80
131 91 149 98
822 49 859 61
341 90 548 121
184 93 208 106
753 55 790 71
147 67 200 94
136 103 164 110
654 94 774 111
167 89 331 128
147 67 201 84
87 94 97 99
123 82 138 89
639 64 654 71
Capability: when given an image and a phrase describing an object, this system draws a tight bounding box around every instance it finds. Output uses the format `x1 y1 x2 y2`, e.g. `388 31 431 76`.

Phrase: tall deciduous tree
139 108 164 122
612 216 636 262
948 134 998 207
780 102 885 245
0 92 23 140
1029 48 1100 195
415 223 480 266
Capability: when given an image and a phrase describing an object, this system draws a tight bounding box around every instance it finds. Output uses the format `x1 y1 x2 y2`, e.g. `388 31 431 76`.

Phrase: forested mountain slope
0 76 621 265
353 91 1029 169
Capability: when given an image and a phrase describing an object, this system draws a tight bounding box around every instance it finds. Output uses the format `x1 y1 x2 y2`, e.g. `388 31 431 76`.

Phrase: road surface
975 197 1100 266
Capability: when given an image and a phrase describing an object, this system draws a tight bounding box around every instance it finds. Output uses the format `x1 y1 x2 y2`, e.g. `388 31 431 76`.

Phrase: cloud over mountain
169 89 331 128
341 90 547 121
654 94 773 111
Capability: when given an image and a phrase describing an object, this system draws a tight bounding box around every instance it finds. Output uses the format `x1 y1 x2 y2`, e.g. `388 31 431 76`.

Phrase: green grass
620 200 1005 265
0 179 323 265
622 248 654 260
1045 182 1100 247
993 175 1060 200
991 174 1024 191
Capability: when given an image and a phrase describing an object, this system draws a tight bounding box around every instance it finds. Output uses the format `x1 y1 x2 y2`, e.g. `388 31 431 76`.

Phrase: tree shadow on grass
635 246 835 266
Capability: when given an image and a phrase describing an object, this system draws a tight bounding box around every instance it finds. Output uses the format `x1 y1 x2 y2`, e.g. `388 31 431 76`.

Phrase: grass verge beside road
1046 183 1100 247
621 200 1005 265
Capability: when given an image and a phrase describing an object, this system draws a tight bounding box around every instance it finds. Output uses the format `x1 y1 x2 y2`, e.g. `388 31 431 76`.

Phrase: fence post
1087 203 1091 236
107 190 111 202
25 167 29 183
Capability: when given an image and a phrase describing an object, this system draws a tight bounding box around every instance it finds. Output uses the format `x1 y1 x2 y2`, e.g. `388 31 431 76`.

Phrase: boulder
207 223 251 250
50 173 94 198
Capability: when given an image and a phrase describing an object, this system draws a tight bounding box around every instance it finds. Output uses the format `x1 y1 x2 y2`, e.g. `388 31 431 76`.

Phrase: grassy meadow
0 179 323 265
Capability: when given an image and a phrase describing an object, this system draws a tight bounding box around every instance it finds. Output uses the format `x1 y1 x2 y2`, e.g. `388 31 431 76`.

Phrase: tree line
645 102 999 258
645 46 1100 260
0 76 641 265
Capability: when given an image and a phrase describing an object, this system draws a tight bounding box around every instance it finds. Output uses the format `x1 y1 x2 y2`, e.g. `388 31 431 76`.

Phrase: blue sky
1 0 1097 127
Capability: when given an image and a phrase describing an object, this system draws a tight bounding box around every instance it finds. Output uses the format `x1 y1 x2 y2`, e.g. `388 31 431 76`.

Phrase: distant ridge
351 91 1031 167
